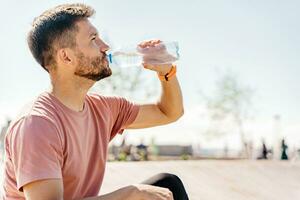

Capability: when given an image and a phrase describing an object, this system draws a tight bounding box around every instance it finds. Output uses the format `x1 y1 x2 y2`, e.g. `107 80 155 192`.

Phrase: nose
99 40 110 53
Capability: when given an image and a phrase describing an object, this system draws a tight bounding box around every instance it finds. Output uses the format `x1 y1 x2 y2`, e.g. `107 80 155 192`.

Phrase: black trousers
141 173 189 200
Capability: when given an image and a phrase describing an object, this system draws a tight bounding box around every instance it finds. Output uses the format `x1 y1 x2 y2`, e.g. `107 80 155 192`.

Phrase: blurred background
1 0 299 161
0 0 300 198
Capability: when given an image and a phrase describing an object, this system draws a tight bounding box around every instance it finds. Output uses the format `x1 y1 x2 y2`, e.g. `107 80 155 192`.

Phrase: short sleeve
10 115 63 192
107 97 140 141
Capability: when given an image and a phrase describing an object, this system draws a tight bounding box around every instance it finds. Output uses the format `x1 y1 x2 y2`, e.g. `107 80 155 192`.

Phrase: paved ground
100 160 300 200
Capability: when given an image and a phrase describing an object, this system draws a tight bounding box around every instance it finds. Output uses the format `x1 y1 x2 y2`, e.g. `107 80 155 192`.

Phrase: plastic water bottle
107 41 180 68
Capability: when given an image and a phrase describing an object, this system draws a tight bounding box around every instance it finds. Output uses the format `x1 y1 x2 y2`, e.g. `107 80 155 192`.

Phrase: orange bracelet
158 65 177 81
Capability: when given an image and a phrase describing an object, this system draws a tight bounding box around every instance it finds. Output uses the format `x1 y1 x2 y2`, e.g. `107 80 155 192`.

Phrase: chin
99 66 112 79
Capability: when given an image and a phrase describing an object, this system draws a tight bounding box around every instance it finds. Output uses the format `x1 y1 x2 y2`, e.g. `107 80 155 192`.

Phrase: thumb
142 63 157 71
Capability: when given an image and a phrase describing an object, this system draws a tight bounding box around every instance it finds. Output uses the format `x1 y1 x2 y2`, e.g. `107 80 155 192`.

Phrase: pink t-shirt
3 92 139 199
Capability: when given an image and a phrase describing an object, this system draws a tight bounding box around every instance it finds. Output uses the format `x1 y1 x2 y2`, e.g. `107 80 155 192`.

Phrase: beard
74 50 112 81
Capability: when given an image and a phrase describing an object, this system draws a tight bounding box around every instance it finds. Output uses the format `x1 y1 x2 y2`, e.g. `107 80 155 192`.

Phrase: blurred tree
200 70 254 158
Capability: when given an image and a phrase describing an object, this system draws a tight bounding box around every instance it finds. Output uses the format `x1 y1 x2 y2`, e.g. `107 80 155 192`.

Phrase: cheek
79 43 98 55
85 49 100 59
90 42 101 52
75 55 89 70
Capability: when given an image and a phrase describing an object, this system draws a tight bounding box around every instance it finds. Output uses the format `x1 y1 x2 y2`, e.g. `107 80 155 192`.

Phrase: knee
158 173 184 185
158 173 189 199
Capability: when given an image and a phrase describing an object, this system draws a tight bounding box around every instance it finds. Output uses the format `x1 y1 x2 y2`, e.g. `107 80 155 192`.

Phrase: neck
50 73 95 112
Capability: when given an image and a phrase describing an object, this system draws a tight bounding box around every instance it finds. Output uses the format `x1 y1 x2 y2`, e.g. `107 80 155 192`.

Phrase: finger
138 42 146 48
170 191 174 200
139 42 152 48
139 40 150 48
149 39 160 46
149 40 156 47
164 188 173 197
153 39 161 45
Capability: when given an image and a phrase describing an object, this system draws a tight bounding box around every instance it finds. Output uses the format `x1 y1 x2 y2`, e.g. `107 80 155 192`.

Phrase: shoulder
13 92 59 124
7 115 58 140
6 93 61 141
5 114 61 158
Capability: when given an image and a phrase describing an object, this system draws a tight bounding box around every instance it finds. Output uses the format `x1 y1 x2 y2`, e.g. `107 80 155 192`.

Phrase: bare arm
23 179 136 200
23 179 64 200
84 184 173 200
127 73 184 129
126 40 184 129
82 185 136 200
23 180 173 200
157 76 184 120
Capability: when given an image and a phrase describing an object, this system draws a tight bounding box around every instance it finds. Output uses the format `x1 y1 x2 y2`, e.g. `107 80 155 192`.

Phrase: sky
0 0 299 149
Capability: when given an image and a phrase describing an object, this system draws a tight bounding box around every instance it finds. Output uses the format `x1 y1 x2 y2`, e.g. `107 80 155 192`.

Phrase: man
3 3 188 200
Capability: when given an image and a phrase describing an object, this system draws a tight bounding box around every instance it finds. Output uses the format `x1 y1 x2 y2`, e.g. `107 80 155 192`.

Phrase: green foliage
181 154 189 160
200 69 254 147
205 71 253 121
118 152 127 161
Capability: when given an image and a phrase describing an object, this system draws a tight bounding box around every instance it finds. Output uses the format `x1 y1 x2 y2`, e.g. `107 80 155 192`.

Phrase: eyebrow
89 30 99 38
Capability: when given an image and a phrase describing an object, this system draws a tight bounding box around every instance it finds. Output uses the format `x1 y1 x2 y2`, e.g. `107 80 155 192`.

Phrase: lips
102 56 109 67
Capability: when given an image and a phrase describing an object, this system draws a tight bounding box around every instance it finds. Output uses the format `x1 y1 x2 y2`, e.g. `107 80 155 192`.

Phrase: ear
57 48 75 66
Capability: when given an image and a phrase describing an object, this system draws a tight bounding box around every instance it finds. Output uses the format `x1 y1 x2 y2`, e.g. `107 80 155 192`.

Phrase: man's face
72 19 111 81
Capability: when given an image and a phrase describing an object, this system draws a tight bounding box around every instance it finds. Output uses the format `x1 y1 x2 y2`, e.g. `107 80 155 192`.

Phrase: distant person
257 140 269 160
3 3 188 200
137 139 149 161
262 142 268 159
223 143 229 158
281 139 289 160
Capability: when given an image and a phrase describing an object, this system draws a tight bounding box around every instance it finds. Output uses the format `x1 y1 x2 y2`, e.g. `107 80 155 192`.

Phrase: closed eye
90 32 98 41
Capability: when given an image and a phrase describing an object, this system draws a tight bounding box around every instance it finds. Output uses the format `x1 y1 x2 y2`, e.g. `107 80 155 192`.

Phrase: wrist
157 68 170 76
157 64 177 82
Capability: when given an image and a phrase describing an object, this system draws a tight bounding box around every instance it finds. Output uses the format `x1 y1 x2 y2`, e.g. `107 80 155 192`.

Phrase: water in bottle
107 41 180 68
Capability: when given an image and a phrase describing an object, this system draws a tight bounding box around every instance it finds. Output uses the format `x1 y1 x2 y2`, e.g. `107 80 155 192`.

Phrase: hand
132 184 174 200
137 39 176 75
